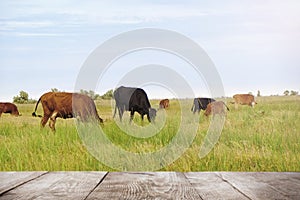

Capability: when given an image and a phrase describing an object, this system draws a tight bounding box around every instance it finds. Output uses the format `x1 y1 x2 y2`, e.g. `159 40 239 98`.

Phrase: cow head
251 101 257 107
149 108 157 122
12 111 21 117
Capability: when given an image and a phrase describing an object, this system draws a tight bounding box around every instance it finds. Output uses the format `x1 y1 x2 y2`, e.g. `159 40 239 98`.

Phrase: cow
232 94 257 109
159 99 170 109
0 102 20 117
191 98 215 114
32 92 103 131
113 86 156 123
204 101 230 116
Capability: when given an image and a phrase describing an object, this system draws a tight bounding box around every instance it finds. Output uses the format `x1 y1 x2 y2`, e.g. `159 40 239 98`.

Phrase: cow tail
113 104 117 118
223 102 230 111
32 97 41 117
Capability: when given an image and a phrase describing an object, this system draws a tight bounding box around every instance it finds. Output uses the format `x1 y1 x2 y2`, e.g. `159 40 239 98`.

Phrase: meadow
0 95 299 171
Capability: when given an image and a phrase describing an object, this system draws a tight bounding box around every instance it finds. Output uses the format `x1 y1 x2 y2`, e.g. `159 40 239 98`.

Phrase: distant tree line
12 89 114 104
255 90 299 97
79 89 113 100
12 89 298 104
284 90 299 96
52 88 113 100
13 91 37 104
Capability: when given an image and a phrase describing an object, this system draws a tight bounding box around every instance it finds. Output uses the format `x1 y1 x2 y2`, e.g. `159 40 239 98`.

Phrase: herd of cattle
0 86 257 131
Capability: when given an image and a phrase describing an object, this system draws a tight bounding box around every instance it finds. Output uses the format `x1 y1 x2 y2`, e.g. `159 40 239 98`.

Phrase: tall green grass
0 96 299 171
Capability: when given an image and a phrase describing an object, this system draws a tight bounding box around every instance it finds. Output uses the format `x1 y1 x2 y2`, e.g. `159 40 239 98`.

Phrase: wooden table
0 172 299 199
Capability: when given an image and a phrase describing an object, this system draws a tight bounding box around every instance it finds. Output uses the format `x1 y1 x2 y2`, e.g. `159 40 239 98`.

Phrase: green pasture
0 96 299 171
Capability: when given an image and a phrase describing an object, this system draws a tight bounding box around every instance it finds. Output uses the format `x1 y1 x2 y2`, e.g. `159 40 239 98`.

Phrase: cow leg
146 113 151 123
118 107 124 122
130 110 135 123
113 104 118 119
49 111 58 131
192 106 197 114
41 115 50 127
139 114 145 125
193 106 197 114
142 114 150 124
194 104 200 113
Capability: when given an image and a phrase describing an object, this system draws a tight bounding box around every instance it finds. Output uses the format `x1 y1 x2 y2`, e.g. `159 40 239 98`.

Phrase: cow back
197 98 215 109
39 92 101 121
233 94 255 105
0 102 19 116
114 86 151 111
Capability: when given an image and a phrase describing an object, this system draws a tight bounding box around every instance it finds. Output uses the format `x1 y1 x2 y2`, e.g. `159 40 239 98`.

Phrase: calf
204 101 229 116
0 102 20 117
233 94 257 109
159 99 170 109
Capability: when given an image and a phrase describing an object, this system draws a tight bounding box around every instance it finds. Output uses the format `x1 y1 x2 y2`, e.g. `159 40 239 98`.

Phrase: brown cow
204 101 229 116
232 94 257 109
0 102 20 117
159 99 170 109
32 92 103 131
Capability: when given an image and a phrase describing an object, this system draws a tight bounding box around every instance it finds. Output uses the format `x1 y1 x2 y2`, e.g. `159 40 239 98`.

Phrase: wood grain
219 172 290 199
1 172 299 200
232 172 300 199
0 171 47 195
0 171 107 200
185 172 249 200
86 172 202 200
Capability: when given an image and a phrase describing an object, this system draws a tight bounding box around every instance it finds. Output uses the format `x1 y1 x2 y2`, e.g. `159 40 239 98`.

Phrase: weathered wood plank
234 172 300 199
86 172 202 200
1 172 299 199
0 171 47 195
219 172 289 199
185 172 249 200
0 171 107 200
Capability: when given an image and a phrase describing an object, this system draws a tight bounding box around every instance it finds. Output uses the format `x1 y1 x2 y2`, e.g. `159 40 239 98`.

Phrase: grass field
0 95 299 171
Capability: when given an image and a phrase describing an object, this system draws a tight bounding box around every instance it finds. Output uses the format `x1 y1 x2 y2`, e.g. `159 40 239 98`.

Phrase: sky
0 0 299 101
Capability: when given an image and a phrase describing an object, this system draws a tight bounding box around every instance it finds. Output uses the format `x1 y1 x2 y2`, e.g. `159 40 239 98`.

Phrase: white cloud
13 32 63 37
0 1 210 27
0 1 212 38
0 20 56 31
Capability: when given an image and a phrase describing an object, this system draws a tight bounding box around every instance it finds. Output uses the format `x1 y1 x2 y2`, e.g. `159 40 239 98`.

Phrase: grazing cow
32 92 103 131
159 99 170 109
204 101 229 116
232 94 257 109
191 98 215 114
113 86 156 123
0 102 20 117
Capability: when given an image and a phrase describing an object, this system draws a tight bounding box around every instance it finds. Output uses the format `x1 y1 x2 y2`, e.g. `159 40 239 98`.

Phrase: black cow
191 98 216 114
113 86 156 123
